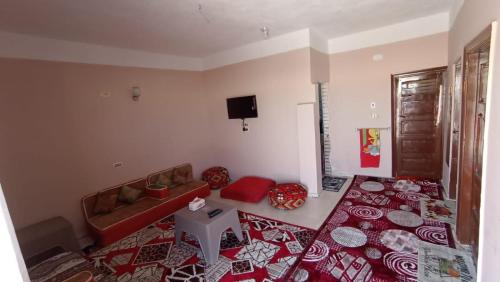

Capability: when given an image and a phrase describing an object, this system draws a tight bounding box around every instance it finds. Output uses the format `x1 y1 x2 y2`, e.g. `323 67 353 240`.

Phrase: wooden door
456 26 491 259
471 53 488 256
392 67 447 179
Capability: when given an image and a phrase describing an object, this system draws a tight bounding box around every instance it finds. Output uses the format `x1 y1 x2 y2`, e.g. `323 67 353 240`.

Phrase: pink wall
328 32 449 177
449 1 500 280
0 49 321 241
203 48 317 182
0 59 213 238
0 34 451 244
310 48 330 83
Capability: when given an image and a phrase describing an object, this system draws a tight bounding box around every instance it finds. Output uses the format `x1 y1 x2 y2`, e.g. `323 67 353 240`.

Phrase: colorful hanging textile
359 128 380 168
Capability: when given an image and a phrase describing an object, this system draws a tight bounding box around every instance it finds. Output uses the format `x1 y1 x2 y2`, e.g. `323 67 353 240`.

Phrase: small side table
16 216 81 261
174 200 243 265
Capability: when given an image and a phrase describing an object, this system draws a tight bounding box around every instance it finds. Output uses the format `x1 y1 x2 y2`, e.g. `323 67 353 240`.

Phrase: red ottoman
221 176 276 203
268 183 307 210
202 166 230 190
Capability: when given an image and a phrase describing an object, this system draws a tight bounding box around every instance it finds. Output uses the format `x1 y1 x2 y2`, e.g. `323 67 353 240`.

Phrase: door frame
456 25 492 244
448 58 463 199
391 66 448 178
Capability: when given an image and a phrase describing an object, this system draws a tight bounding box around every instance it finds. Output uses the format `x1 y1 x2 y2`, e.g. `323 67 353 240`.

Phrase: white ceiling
0 0 456 58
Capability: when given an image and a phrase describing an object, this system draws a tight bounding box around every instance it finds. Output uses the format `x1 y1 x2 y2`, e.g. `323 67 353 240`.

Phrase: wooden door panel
392 67 446 179
473 114 485 178
401 101 435 115
470 59 488 247
401 158 434 169
473 63 488 180
401 78 438 94
401 139 435 153
400 120 435 134
478 63 489 101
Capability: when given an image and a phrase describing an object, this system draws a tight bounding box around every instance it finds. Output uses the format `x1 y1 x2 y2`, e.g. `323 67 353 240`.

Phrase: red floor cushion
202 166 230 190
220 176 276 203
268 183 307 210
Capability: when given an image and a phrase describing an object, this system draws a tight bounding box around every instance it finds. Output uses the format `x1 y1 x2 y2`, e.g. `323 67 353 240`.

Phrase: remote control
208 209 223 218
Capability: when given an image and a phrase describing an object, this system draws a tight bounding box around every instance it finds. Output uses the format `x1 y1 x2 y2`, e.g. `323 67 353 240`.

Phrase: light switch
372 54 384 61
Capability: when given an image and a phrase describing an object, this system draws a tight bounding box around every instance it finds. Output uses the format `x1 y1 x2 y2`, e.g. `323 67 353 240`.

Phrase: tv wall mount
241 118 248 131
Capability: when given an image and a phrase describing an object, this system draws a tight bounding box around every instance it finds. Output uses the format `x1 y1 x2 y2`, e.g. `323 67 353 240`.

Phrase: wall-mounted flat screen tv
226 95 258 119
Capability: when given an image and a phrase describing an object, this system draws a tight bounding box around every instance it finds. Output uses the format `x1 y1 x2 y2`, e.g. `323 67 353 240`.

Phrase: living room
0 1 499 281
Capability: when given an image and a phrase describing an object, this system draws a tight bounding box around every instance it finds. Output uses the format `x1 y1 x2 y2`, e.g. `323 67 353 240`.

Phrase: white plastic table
174 199 243 265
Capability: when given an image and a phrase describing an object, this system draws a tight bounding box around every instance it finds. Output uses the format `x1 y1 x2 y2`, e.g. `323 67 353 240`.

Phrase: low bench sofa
82 163 210 246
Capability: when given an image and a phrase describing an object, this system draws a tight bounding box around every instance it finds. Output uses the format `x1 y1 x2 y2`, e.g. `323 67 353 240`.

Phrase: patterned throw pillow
202 166 230 189
157 171 175 187
118 185 142 204
173 166 193 185
93 192 118 214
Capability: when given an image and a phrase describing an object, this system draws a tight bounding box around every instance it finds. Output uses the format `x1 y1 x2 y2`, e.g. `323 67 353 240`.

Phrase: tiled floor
206 178 353 230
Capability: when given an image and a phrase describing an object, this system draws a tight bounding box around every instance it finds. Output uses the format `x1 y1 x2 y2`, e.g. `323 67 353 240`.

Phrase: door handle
453 130 459 134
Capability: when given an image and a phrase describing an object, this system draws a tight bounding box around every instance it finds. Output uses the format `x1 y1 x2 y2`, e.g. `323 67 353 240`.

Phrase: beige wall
449 1 500 280
0 59 213 238
328 32 449 177
203 48 317 182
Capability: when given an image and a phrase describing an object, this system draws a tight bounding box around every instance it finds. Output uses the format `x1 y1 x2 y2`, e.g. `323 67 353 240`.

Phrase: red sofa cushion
220 176 276 203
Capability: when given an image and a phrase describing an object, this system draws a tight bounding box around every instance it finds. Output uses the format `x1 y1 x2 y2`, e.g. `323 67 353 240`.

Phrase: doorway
318 83 332 177
456 25 492 259
391 67 447 179
317 83 347 192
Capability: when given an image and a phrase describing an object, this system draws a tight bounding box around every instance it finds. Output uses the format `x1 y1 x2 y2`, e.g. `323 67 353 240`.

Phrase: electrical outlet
113 162 123 168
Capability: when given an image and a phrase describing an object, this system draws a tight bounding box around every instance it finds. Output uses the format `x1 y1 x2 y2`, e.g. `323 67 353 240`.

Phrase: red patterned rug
88 211 316 281
288 175 456 282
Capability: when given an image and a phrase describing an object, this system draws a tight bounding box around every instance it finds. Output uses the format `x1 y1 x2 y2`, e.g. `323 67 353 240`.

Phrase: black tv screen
226 95 258 119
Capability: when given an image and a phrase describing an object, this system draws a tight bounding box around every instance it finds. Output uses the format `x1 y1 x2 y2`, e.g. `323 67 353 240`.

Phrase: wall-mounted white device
132 86 141 101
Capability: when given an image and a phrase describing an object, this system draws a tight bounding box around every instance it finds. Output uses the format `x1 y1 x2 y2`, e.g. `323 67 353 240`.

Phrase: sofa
82 163 210 246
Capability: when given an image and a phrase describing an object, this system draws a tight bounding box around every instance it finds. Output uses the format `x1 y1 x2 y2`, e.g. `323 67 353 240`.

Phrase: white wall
297 102 322 196
328 33 449 177
0 185 29 282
